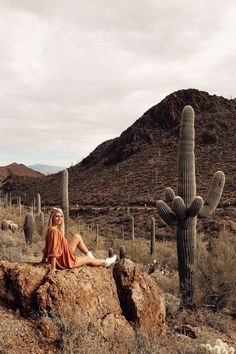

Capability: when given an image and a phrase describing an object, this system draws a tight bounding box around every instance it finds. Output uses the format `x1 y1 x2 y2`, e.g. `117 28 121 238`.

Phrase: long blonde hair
47 207 65 235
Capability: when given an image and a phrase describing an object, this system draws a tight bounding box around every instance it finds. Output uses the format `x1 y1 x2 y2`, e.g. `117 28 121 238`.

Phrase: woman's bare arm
49 257 57 274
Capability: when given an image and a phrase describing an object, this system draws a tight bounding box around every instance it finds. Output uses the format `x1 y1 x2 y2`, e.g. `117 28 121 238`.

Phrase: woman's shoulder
47 226 61 235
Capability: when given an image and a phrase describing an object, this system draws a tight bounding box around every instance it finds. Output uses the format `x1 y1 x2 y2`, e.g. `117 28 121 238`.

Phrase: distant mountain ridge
28 164 65 175
0 163 43 179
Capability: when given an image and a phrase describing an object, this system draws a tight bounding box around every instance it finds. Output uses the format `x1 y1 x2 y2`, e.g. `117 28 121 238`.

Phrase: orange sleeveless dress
43 227 77 269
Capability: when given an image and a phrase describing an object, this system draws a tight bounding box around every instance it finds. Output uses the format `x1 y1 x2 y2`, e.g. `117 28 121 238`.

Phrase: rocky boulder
0 259 165 352
113 258 166 336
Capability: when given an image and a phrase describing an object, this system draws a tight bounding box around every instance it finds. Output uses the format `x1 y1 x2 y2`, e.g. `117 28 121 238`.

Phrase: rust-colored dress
43 227 77 269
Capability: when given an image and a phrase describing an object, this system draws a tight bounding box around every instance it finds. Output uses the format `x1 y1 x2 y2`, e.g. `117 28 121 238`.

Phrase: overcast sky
0 0 235 168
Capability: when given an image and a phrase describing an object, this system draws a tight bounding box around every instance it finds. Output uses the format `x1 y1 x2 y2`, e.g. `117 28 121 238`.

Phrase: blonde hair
47 207 65 235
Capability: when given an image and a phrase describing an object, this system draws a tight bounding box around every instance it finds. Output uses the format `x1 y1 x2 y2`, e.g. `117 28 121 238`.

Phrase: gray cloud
0 0 236 166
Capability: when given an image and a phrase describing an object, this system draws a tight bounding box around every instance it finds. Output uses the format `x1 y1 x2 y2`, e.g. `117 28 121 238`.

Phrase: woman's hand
48 257 57 274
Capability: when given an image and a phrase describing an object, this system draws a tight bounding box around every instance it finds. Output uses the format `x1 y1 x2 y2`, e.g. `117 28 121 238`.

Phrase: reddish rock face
113 259 166 336
0 259 165 350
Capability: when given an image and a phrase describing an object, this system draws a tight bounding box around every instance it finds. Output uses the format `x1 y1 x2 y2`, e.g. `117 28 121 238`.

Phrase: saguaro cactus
36 210 44 236
156 106 225 307
150 217 155 256
61 169 69 237
1 219 9 231
18 196 22 217
36 193 41 213
23 213 35 245
130 216 134 241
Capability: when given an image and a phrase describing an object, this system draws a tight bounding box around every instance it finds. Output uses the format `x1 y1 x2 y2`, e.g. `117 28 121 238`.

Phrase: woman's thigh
68 234 80 252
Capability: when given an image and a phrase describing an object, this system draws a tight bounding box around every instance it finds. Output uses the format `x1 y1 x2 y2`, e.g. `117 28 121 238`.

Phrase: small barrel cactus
119 245 126 259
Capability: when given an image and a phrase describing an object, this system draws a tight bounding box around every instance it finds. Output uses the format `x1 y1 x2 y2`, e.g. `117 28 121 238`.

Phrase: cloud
0 0 236 166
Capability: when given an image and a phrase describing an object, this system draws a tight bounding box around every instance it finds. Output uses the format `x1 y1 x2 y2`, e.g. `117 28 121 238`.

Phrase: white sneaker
87 251 95 259
105 255 117 267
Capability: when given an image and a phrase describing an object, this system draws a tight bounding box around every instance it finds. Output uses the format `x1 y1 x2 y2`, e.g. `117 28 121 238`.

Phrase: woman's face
52 212 64 227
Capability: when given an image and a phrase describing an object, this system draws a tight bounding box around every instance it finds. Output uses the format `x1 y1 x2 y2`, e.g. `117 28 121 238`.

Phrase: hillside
0 163 43 179
2 88 235 207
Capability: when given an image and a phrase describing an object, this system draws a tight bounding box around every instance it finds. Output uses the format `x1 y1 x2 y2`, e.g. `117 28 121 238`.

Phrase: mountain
28 164 65 175
2 89 236 208
0 162 43 179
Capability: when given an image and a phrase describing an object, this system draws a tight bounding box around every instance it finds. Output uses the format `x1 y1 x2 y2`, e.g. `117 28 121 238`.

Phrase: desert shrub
39 312 132 354
130 330 206 354
196 308 232 333
200 130 218 144
194 232 236 310
39 312 208 354
0 229 44 262
151 271 179 296
110 237 177 270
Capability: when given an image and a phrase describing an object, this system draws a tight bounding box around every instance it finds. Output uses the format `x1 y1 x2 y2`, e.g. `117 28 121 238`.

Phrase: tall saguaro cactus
61 168 69 237
36 193 41 213
156 106 225 307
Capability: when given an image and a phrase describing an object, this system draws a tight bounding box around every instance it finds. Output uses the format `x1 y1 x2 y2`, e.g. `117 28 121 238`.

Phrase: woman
42 207 117 274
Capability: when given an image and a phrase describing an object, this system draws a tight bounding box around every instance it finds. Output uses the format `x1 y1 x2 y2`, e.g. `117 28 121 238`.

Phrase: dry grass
38 311 217 354
195 232 236 311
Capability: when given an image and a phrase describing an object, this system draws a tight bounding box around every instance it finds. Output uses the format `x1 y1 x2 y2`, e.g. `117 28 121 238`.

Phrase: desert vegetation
0 200 235 353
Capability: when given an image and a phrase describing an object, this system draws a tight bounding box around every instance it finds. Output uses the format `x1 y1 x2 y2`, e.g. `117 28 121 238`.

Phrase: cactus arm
188 196 203 217
172 196 186 219
156 200 178 225
164 187 176 203
199 171 225 218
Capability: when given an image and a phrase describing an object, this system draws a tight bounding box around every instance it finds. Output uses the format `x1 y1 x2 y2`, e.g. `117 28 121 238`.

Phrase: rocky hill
0 163 43 179
2 89 235 208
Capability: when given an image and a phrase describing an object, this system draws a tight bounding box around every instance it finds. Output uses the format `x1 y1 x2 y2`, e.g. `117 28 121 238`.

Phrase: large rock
0 259 166 351
113 259 166 336
0 261 47 313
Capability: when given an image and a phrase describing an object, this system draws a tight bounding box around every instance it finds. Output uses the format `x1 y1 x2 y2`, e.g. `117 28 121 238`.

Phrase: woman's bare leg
68 234 89 254
75 256 105 267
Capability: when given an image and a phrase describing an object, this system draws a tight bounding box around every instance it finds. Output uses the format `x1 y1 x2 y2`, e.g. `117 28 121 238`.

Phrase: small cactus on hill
156 106 225 308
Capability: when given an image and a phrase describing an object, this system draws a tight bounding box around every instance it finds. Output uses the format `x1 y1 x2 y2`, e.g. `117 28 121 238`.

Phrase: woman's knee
74 234 82 242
